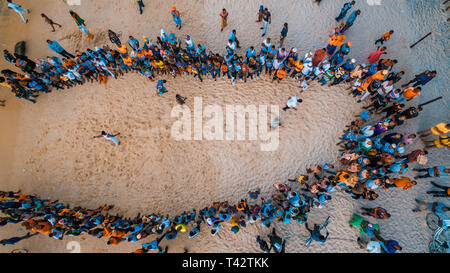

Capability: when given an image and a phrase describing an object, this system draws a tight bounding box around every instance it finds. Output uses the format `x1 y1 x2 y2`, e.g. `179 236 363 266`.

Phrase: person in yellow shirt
418 123 450 138
422 135 450 151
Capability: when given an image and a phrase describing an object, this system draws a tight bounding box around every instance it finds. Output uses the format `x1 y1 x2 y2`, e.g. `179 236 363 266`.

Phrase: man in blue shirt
229 29 241 48
279 23 288 47
402 70 437 87
46 40 75 59
137 0 145 15
157 79 167 95
128 36 140 51
341 9 361 33
335 1 356 21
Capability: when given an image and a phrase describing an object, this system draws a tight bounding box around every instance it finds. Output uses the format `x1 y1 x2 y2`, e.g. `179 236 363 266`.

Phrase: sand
0 0 448 253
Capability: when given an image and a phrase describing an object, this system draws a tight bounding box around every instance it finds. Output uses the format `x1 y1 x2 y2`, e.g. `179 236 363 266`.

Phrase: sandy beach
0 0 448 253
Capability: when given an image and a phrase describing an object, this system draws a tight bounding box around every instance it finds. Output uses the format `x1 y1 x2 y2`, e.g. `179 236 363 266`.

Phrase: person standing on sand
94 131 120 146
279 23 288 47
261 8 271 37
220 8 229 32
171 6 182 30
335 1 355 22
137 0 145 15
47 40 75 59
6 0 30 23
341 9 361 33
401 70 437 88
41 13 62 32
256 5 264 22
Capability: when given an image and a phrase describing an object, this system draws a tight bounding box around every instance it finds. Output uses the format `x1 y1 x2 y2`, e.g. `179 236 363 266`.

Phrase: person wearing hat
288 47 298 60
170 6 182 29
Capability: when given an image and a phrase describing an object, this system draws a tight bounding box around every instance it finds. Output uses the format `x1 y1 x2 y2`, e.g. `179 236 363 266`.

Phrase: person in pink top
368 47 387 64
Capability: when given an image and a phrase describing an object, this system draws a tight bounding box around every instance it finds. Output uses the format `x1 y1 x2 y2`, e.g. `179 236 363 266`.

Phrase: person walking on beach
94 131 120 146
335 1 355 22
368 47 386 64
1 232 37 245
171 6 182 30
69 10 85 27
401 70 437 88
341 9 361 33
283 96 303 111
137 0 145 15
426 182 450 198
412 199 449 215
422 135 449 151
418 123 449 138
47 40 75 59
279 23 288 47
375 30 394 45
6 0 30 23
220 8 229 32
261 8 271 37
414 166 449 179
361 207 391 220
41 13 62 32
305 221 329 244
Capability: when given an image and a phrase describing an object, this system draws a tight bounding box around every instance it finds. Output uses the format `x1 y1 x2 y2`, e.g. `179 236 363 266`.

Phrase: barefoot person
171 6 182 30
94 131 120 146
282 96 303 111
375 30 394 45
220 8 229 32
6 0 30 23
41 13 62 32
418 123 450 138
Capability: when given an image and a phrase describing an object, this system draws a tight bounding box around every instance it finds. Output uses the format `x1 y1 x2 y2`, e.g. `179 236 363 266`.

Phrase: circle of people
1 1 449 253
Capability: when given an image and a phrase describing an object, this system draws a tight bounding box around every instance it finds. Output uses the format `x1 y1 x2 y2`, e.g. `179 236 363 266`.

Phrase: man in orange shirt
402 86 421 101
375 30 394 45
393 177 417 190
272 67 288 83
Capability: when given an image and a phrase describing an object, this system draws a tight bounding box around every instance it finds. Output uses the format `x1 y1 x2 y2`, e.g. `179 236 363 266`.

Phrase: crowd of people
0 1 448 253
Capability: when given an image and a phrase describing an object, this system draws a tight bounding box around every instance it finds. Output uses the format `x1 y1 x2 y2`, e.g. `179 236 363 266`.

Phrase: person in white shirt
7 0 30 23
273 58 282 70
261 38 272 53
283 96 303 111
